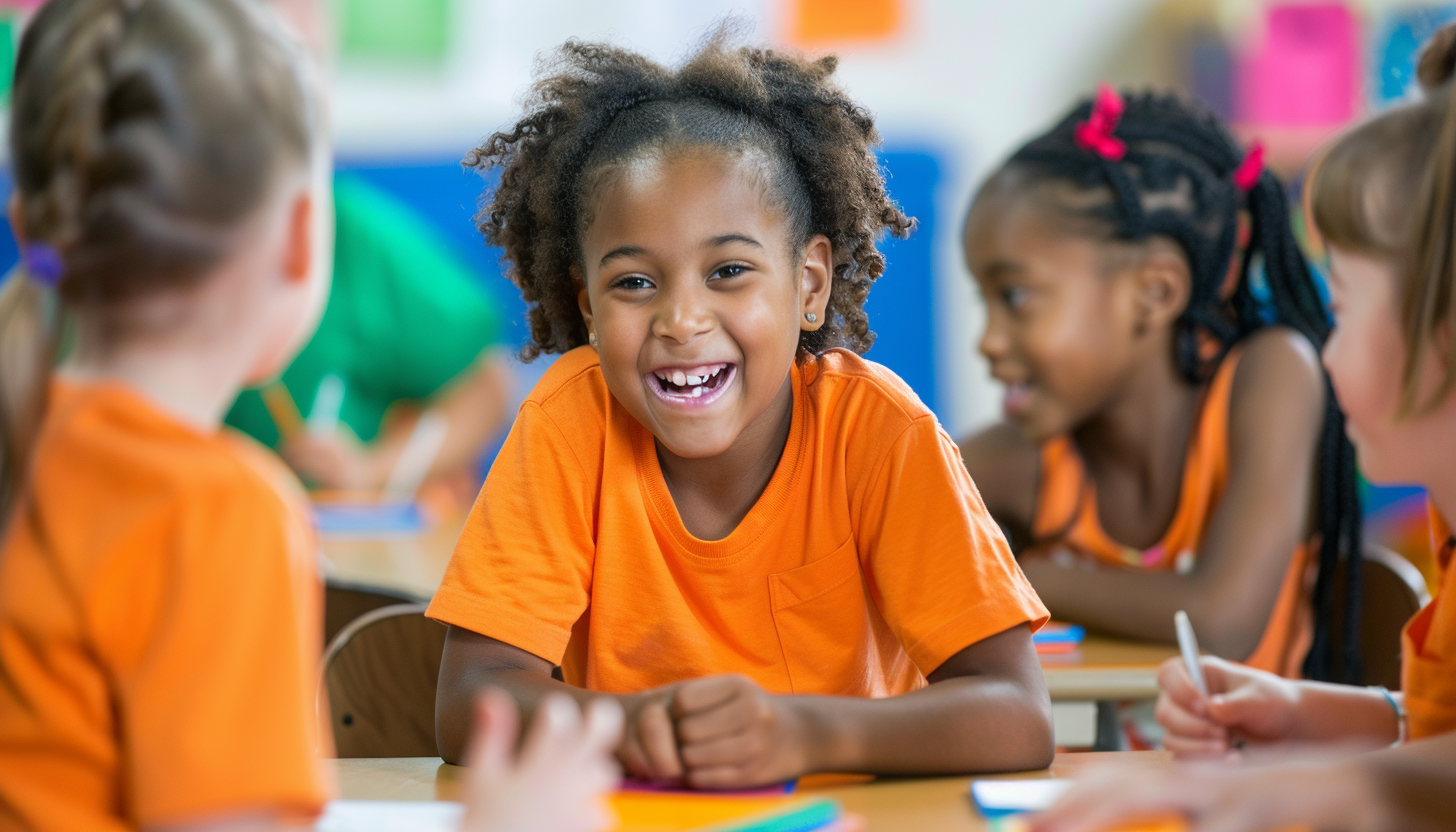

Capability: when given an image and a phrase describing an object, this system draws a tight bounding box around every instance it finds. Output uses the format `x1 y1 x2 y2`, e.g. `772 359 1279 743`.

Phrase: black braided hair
466 31 914 362
989 91 1363 683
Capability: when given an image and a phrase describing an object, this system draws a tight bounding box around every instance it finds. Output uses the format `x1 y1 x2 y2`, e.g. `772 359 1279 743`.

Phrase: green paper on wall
338 0 452 64
0 16 15 107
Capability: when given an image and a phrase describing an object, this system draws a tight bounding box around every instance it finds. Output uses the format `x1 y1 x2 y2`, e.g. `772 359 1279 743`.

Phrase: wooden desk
333 752 1170 832
1041 635 1179 702
318 518 464 601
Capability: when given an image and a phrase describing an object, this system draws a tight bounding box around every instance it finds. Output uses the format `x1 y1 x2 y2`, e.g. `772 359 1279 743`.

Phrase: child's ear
1133 246 1191 334
574 268 595 337
799 234 832 332
282 191 313 284
8 194 26 246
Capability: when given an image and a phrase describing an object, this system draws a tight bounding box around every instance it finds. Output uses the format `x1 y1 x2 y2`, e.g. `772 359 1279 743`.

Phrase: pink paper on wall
1235 2 1361 128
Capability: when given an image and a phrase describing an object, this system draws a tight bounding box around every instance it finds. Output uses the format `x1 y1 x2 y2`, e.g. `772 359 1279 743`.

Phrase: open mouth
646 363 736 407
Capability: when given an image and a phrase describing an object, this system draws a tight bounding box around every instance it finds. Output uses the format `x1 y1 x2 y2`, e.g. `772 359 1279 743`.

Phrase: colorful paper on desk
619 778 794 796
1033 623 1085 655
316 800 462 832
988 817 1185 832
313 500 425 536
972 779 1072 817
611 793 838 832
318 795 840 832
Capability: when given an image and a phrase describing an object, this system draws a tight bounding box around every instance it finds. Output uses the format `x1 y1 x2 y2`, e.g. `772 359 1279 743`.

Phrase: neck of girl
60 302 261 435
655 373 795 541
1073 347 1202 494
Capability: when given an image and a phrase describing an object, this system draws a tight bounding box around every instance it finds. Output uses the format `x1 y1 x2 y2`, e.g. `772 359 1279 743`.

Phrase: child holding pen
1032 25 1456 832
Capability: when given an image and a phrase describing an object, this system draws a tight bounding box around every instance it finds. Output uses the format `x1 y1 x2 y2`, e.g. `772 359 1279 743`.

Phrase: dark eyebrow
978 260 1024 282
708 234 763 249
599 245 647 268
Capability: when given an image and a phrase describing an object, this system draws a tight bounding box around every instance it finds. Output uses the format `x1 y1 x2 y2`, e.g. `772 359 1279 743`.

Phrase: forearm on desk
436 626 616 764
791 673 1055 775
1021 559 1272 661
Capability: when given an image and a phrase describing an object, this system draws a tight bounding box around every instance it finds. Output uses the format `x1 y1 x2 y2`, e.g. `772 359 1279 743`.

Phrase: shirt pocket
768 538 876 695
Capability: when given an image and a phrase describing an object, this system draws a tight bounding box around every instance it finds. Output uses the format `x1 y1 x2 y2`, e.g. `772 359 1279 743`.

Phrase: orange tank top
1029 347 1313 677
1402 508 1456 739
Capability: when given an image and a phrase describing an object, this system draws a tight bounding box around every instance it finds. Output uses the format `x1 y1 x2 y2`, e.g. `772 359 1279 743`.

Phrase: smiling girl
959 89 1362 686
426 36 1054 788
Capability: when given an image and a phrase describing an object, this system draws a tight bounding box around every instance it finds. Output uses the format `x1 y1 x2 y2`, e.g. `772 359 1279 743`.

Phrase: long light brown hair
0 0 315 520
1312 24 1456 417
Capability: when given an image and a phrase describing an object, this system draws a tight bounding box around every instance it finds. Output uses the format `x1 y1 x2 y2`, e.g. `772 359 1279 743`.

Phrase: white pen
1174 609 1209 699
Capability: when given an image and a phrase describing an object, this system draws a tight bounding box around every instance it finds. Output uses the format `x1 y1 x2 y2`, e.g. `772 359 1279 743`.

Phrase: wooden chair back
322 603 446 758
1327 545 1431 688
324 580 423 646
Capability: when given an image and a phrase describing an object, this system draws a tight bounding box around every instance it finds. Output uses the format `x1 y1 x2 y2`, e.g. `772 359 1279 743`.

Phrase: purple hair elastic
22 243 64 288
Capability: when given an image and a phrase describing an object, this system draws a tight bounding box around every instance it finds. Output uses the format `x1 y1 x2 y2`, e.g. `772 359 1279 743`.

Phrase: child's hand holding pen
1155 655 1303 760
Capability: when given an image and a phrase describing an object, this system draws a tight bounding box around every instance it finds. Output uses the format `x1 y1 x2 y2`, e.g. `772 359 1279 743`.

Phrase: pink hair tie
1232 141 1265 192
1074 83 1127 161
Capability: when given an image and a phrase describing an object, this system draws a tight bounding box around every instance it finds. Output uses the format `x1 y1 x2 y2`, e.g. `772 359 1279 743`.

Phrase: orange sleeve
99 479 327 827
427 400 597 665
854 416 1048 675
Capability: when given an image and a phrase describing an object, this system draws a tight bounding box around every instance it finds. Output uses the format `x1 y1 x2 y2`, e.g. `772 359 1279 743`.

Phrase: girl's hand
669 674 811 789
618 684 685 782
461 690 623 832
1156 656 1301 759
1028 759 1381 832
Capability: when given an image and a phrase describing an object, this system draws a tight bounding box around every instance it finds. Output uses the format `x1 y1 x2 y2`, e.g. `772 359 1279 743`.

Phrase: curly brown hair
465 31 915 361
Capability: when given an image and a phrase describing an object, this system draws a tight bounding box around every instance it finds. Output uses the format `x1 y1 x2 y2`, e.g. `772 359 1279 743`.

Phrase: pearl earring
804 312 817 323
589 331 598 347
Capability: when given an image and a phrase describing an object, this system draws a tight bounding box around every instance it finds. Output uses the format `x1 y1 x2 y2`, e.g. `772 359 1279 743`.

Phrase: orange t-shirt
0 382 331 832
1403 508 1456 739
428 347 1047 696
1028 347 1313 677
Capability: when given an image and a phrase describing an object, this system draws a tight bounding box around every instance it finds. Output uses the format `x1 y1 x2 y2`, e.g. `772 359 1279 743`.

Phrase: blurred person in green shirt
225 173 512 491
230 0 512 492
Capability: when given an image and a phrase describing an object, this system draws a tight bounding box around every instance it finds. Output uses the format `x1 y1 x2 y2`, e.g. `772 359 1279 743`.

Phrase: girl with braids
1028 25 1456 832
960 87 1363 690
428 33 1054 788
0 3 620 832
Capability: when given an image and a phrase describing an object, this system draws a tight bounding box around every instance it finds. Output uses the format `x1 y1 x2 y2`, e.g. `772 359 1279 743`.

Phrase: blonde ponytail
0 271 59 521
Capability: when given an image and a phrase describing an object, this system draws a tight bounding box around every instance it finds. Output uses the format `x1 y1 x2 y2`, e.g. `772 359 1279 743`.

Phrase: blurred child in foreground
0 2 616 830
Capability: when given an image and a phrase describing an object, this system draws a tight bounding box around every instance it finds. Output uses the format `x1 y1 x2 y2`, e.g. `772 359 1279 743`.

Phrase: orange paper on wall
788 0 903 45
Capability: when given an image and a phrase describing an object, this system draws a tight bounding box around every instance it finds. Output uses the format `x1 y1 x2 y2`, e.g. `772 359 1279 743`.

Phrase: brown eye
1001 286 1031 309
711 264 749 281
613 275 653 291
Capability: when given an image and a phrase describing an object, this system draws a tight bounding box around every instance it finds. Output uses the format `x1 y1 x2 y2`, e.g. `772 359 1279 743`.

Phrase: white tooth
690 374 705 385
691 386 704 398
673 371 686 386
